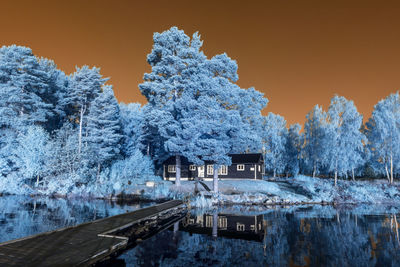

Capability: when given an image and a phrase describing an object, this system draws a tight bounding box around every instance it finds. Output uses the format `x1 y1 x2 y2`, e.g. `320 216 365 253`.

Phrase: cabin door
198 165 205 178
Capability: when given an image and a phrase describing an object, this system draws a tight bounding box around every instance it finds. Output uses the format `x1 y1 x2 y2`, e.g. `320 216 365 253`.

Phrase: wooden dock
0 199 184 266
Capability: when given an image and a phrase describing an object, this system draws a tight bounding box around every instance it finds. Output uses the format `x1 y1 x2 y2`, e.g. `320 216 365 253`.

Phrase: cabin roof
163 153 263 165
230 153 263 164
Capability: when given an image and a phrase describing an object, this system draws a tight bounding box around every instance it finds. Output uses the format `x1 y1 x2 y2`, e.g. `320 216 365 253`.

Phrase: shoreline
1 175 400 208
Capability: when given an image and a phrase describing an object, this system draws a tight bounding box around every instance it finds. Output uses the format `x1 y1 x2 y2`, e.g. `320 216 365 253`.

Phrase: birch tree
326 95 366 185
261 113 288 177
303 105 330 178
285 123 303 177
365 92 400 184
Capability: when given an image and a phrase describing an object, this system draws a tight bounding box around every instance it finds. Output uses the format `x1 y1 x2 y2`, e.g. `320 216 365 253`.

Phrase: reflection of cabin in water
181 213 264 242
163 153 264 181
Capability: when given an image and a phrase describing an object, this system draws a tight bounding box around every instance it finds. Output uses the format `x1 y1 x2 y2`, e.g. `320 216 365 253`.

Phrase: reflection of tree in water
122 207 400 267
0 195 143 243
263 210 400 267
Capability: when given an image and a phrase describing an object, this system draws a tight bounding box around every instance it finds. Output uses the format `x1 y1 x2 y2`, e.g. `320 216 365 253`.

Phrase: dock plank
0 200 183 266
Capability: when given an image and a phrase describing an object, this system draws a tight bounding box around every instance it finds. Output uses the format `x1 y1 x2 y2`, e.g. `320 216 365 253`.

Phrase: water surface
0 195 151 243
1 196 400 266
119 205 400 267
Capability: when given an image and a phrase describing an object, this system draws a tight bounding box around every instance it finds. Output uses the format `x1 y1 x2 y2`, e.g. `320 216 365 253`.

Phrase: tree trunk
313 163 316 178
385 164 390 183
352 168 355 181
36 174 40 188
273 169 276 178
97 163 101 181
334 159 338 187
194 176 199 195
390 154 394 184
78 105 86 155
334 170 338 187
175 155 181 186
213 164 218 193
212 211 218 238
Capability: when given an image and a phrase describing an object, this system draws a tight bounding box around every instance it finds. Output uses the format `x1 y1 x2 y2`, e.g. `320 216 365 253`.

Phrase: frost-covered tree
37 58 69 132
285 123 303 177
262 113 288 177
139 27 206 186
303 105 330 178
15 126 50 187
326 96 366 184
119 102 144 157
365 92 400 184
64 66 107 155
46 123 81 184
108 149 156 193
140 27 267 190
0 45 53 127
0 45 54 176
227 86 267 153
85 86 123 178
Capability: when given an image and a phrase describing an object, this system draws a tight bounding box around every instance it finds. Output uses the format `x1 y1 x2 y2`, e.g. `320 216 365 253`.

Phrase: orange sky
2 0 400 126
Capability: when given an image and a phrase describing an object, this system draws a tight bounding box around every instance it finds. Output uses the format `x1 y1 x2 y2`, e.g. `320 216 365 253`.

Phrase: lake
0 196 399 266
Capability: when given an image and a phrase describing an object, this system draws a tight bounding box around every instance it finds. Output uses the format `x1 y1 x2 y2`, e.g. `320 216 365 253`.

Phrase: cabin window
237 223 245 231
258 165 260 172
218 216 227 229
250 225 255 231
189 165 196 171
218 165 228 175
207 165 214 175
237 164 245 171
168 165 176 173
206 215 213 227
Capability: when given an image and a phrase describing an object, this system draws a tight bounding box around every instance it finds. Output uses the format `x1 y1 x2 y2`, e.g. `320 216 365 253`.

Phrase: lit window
237 223 245 231
250 225 255 231
207 165 214 175
189 165 196 171
218 216 227 229
237 164 245 171
168 165 176 173
206 215 213 227
258 165 260 172
218 165 228 175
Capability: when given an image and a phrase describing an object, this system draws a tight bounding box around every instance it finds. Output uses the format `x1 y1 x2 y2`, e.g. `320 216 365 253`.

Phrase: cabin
163 153 264 181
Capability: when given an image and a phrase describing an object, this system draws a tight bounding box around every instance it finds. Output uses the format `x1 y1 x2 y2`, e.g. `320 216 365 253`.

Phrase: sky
2 0 400 126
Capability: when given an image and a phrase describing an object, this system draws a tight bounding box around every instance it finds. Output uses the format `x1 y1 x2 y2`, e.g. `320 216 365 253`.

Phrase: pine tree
0 45 54 176
139 27 267 191
85 85 123 179
119 102 144 157
64 66 107 155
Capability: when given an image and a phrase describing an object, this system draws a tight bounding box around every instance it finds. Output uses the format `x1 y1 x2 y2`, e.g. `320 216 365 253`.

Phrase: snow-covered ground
163 175 400 207
2 174 400 208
